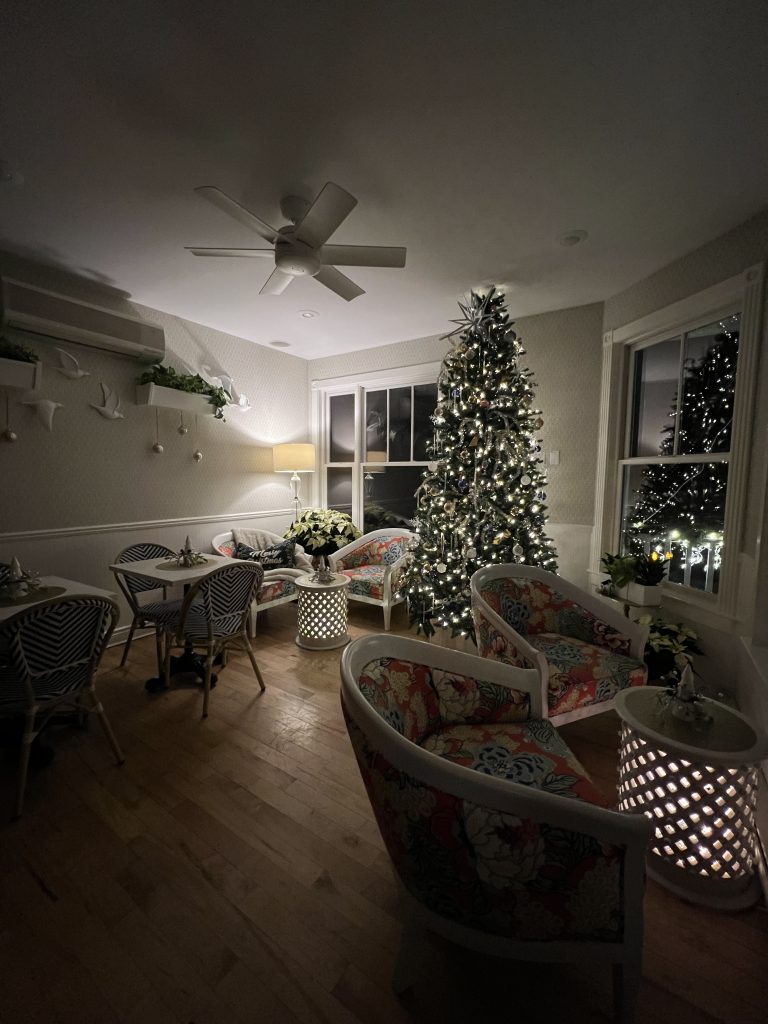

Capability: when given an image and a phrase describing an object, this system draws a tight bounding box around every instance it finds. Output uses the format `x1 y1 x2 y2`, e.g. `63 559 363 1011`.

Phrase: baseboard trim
0 508 294 543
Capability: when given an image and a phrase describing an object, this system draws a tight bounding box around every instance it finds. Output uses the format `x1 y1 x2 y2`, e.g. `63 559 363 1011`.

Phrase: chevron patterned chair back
0 563 9 586
161 562 266 718
0 595 124 818
112 542 176 669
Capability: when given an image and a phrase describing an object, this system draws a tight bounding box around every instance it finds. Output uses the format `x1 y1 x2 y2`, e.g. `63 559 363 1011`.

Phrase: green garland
137 363 228 420
0 337 38 364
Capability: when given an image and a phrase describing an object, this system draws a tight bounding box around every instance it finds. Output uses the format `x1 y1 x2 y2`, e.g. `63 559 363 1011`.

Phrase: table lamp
273 443 316 519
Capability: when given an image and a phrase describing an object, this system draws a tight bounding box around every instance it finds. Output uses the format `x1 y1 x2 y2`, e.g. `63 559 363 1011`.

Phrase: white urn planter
136 382 213 415
0 357 42 391
626 582 663 607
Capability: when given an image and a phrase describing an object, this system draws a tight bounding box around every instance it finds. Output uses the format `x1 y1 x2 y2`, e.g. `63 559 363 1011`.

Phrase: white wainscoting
0 508 295 639
546 523 594 590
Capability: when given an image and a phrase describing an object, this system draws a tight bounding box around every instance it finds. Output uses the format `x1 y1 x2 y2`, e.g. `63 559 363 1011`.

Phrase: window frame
591 265 764 622
311 362 442 530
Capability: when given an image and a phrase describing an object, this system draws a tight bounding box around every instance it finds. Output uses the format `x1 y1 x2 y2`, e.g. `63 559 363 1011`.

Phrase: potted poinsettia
284 508 361 582
0 336 42 391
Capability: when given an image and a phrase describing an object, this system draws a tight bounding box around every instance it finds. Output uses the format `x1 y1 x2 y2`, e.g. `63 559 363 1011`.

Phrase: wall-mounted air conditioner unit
0 278 165 363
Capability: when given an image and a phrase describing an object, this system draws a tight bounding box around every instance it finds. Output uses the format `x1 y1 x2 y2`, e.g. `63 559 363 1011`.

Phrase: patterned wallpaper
0 254 308 533
309 302 605 526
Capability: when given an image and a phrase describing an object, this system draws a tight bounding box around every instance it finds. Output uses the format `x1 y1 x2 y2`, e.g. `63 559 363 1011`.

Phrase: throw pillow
235 540 295 570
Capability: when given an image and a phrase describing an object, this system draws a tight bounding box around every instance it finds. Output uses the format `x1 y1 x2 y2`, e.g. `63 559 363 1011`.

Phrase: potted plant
600 553 638 598
136 363 228 420
638 613 703 684
284 508 361 582
600 550 670 606
0 336 42 391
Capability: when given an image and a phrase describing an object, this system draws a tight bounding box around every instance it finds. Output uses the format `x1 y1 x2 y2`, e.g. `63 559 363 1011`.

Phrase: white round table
295 573 351 650
615 686 768 909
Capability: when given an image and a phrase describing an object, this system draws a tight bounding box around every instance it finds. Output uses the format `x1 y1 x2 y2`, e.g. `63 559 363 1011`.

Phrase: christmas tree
624 322 738 592
399 287 557 638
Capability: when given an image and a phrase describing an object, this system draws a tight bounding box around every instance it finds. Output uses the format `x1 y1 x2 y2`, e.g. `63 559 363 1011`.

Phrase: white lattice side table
295 574 351 650
615 686 768 909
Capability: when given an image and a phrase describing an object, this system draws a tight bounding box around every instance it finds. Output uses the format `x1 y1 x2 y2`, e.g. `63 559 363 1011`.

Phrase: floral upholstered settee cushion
336 535 410 570
480 577 631 654
338 565 387 599
257 579 297 605
528 634 646 717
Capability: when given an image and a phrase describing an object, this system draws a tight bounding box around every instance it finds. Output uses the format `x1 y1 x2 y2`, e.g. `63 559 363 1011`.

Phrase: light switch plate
549 450 560 465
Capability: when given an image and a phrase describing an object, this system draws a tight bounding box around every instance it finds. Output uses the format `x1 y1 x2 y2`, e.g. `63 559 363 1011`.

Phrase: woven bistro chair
158 561 266 717
0 595 123 818
112 542 177 670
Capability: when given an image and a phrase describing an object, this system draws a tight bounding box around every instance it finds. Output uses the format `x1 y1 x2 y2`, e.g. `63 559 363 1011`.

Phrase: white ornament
2 427 18 442
193 449 203 463
436 562 447 573
520 474 532 486
21 398 63 432
54 348 90 380
513 543 524 559
465 546 477 559
177 414 189 436
152 442 164 454
91 383 124 420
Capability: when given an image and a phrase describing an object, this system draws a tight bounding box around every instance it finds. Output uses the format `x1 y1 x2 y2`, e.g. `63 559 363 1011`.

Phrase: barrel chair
341 634 650 1022
327 528 415 630
471 565 648 727
212 528 312 633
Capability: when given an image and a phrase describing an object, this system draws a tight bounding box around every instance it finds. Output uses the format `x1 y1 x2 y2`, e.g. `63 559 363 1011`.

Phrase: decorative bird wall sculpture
91 383 124 419
21 398 63 432
54 348 90 379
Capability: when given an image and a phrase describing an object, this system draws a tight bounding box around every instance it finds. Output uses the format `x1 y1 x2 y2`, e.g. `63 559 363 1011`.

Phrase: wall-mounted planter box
626 582 663 607
0 357 42 391
136 382 213 415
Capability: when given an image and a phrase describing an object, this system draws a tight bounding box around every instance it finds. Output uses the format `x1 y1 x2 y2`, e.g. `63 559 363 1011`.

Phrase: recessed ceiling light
269 340 291 348
298 309 318 319
558 230 588 247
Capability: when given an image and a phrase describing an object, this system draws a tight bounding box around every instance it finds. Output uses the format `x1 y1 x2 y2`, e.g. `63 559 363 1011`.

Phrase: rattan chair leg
202 648 214 718
14 710 37 820
163 630 173 689
120 616 138 667
89 687 125 765
242 632 266 692
154 626 165 677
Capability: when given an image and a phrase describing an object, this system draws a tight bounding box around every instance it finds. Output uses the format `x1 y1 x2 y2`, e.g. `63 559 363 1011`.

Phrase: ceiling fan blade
185 247 274 258
259 267 294 296
319 244 407 268
194 186 280 244
294 182 357 249
314 266 365 302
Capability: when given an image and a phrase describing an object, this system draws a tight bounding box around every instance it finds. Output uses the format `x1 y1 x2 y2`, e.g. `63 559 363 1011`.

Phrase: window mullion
672 334 685 455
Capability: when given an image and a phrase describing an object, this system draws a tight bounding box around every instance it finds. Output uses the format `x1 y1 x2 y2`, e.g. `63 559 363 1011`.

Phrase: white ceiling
1 1 767 359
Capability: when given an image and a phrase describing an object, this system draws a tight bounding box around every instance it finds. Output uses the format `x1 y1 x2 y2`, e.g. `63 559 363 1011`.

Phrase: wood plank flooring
0 602 765 1024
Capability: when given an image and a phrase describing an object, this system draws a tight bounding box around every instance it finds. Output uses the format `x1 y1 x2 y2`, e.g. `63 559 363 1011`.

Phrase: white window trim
590 263 764 624
310 361 442 524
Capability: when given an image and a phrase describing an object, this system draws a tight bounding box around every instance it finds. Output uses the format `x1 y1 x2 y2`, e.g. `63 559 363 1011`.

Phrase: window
591 264 763 620
314 365 440 532
619 314 739 594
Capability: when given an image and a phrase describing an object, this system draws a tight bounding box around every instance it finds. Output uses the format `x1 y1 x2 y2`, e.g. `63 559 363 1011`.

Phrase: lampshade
273 443 316 473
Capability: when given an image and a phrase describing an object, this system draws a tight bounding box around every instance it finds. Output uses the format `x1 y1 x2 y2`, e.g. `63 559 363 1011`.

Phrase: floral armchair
340 634 649 1021
471 565 649 726
327 528 415 630
212 528 311 633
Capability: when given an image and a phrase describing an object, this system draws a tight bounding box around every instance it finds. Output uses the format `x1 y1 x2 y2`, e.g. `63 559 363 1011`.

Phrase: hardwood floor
0 602 765 1024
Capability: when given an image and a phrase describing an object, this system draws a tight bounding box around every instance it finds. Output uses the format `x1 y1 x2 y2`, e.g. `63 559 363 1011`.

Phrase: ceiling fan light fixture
269 340 291 348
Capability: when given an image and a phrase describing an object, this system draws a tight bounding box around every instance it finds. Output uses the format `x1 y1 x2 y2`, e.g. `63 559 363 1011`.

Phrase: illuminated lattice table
616 687 768 909
295 574 351 650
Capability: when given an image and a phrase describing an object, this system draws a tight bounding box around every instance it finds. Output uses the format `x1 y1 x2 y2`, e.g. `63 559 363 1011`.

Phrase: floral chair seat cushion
257 578 297 605
337 536 410 570
420 721 610 807
527 633 646 717
339 565 387 600
480 577 631 654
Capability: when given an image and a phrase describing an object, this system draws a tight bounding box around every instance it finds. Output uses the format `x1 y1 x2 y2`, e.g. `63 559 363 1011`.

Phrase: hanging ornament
520 474 532 486
465 546 477 559
513 543 524 558
152 409 164 454
2 396 17 442
193 449 203 463
478 399 490 409
533 417 544 429
177 413 189 436
469 434 479 447
444 500 456 515
436 562 447 574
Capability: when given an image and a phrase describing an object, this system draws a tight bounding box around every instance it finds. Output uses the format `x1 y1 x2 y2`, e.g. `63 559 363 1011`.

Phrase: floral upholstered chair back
335 534 411 571
478 576 631 654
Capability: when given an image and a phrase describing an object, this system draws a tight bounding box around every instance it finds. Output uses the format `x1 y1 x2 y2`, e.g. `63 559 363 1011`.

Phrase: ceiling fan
186 182 406 301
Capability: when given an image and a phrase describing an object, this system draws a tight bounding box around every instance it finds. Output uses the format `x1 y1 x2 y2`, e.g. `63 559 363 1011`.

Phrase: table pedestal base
295 632 350 651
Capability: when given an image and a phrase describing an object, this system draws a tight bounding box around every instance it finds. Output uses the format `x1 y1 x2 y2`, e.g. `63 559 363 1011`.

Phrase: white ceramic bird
21 398 63 432
91 383 124 419
55 348 90 379
230 384 251 412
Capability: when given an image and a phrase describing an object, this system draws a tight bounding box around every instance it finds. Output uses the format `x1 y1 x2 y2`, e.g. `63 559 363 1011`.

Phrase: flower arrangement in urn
284 508 361 583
